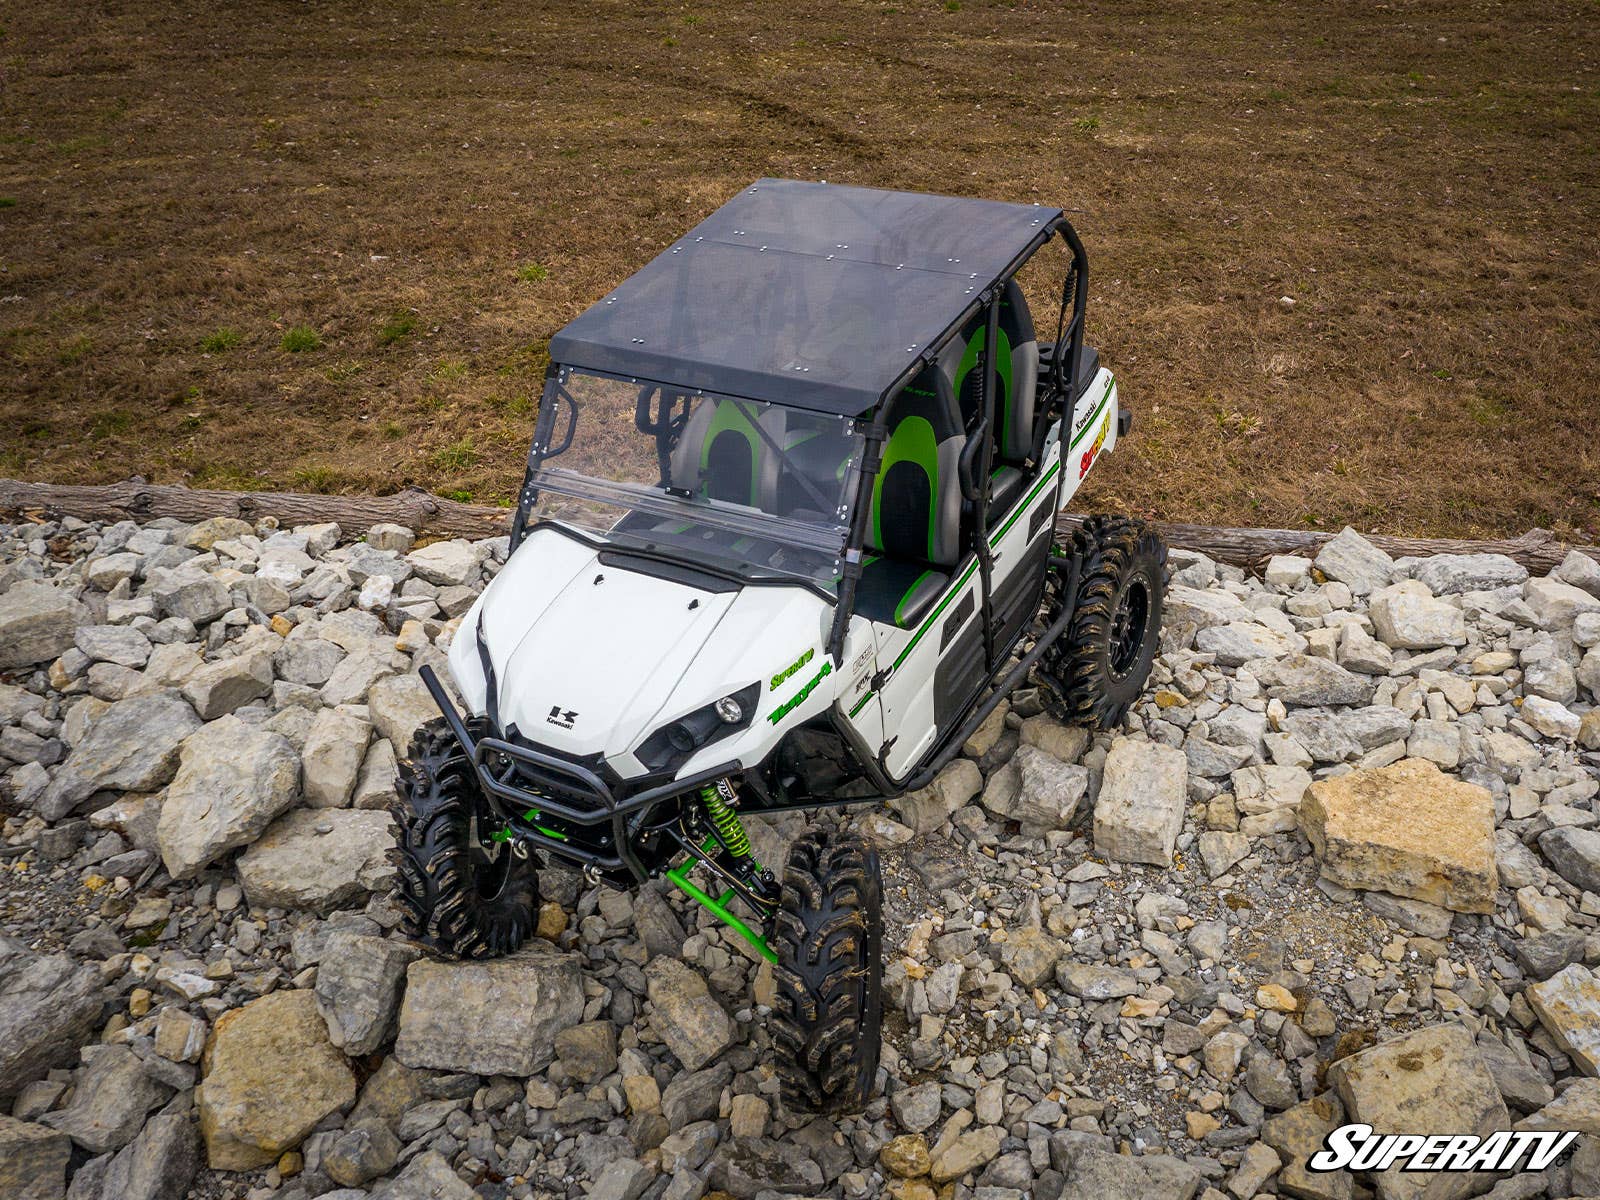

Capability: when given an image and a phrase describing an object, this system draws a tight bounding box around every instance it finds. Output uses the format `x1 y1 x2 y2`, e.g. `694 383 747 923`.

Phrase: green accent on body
893 569 936 625
848 689 876 718
700 400 764 505
770 647 815 691
489 807 569 843
767 660 832 723
872 414 939 559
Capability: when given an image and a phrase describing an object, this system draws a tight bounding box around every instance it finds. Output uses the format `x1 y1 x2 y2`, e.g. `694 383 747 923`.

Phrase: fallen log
1055 516 1597 575
2 477 1594 573
0 478 510 541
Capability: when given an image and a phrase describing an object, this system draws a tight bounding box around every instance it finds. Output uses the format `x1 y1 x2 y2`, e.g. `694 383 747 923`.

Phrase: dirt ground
1 0 1597 540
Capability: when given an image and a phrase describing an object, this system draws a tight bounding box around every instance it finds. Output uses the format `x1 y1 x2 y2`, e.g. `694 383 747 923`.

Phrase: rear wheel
390 718 539 959
769 828 883 1114
1040 514 1167 730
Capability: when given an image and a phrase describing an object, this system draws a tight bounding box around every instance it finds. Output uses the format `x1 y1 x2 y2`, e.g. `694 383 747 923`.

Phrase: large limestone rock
406 540 478 586
314 931 421 1056
0 580 87 668
1299 758 1495 913
892 758 981 834
236 809 396 912
1195 621 1302 667
301 704 372 807
1539 826 1600 894
36 690 201 820
1413 553 1527 595
1313 527 1394 595
196 989 356 1170
1524 575 1600 630
1254 654 1375 707
157 716 301 879
1327 1023 1508 1200
396 947 584 1076
0 941 105 1105
1527 964 1600 1076
1264 1093 1354 1200
178 649 274 720
982 745 1088 833
1369 581 1467 650
645 957 737 1071
1094 738 1187 866
0 1115 70 1200
368 672 441 756
148 566 231 624
1055 1140 1202 1200
40 1044 172 1153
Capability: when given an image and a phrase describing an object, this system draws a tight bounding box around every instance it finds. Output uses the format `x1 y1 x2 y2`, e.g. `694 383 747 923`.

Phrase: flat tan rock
196 989 355 1171
1299 758 1496 913
1527 964 1600 1076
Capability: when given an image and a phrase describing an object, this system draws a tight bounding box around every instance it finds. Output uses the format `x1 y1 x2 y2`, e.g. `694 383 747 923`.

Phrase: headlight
637 683 759 772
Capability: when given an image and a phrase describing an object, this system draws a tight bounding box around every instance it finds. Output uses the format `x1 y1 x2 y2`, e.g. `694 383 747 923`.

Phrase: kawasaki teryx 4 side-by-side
391 179 1167 1113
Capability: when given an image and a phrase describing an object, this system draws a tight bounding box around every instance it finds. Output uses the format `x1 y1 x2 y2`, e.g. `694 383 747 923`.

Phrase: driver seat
668 397 784 508
855 366 966 628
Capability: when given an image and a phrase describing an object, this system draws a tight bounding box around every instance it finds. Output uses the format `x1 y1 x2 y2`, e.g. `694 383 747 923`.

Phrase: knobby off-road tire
1042 514 1168 730
769 829 884 1114
390 717 538 959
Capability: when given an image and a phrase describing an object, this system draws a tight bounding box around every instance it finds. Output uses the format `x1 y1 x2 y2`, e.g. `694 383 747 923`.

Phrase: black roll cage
508 215 1090 664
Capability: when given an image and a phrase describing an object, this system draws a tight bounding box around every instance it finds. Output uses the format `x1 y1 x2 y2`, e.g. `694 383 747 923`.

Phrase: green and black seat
950 281 1040 517
668 396 784 508
854 366 967 628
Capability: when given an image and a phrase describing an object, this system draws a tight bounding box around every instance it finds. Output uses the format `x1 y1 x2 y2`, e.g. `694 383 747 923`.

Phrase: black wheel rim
1108 575 1150 679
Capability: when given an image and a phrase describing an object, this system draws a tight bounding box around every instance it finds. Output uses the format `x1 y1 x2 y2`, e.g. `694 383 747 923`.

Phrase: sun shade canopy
547 179 1064 416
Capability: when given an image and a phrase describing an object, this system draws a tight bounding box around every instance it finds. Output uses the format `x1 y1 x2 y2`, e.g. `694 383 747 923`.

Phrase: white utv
392 179 1167 1113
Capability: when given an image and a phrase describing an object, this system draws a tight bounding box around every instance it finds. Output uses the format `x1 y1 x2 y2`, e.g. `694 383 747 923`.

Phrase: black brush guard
416 548 1083 884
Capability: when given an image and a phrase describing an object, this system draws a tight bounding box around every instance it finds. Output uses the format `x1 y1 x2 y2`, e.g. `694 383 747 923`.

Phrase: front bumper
418 665 740 881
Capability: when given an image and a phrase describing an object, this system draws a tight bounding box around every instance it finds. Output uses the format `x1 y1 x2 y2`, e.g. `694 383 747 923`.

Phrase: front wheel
769 829 883 1114
390 718 539 959
1040 514 1167 730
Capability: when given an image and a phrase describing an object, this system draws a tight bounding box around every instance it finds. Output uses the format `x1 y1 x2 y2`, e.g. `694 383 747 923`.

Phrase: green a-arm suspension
665 782 779 963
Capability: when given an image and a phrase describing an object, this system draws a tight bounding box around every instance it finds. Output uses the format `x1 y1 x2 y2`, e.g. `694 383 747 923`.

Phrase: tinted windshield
526 367 864 588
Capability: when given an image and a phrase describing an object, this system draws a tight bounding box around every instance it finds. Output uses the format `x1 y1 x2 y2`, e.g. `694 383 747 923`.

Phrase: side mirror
958 421 990 502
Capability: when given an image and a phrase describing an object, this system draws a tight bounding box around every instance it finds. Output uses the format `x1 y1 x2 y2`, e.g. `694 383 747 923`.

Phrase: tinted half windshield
527 367 864 588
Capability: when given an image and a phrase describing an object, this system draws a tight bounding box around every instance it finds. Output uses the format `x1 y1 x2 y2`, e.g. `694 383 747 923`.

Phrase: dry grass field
1 0 1597 539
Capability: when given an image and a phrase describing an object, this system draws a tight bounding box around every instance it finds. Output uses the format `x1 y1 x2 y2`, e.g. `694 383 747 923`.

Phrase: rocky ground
1 515 1599 1200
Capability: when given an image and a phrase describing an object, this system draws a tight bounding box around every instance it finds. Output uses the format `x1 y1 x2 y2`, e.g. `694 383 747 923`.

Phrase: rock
1054 1141 1201 1200
196 989 357 1170
881 1133 932 1177
0 580 87 668
1019 713 1090 762
1228 1141 1281 1198
370 1150 476 1200
1361 891 1453 939
1093 737 1187 865
1523 656 1578 704
179 650 274 720
929 1127 1002 1184
1232 762 1312 814
237 808 395 911
1244 1051 1300 1110
325 1118 401 1187
1198 830 1249 878
985 745 1087 833
154 1007 208 1063
1166 585 1255 630
1196 622 1300 667
1520 1078 1600 1135
1406 718 1461 768
1265 555 1312 589
1265 1093 1353 1200
1254 655 1374 707
1520 695 1580 739
1524 575 1600 629
314 931 421 1055
554 1020 618 1084
185 516 254 549
1414 553 1528 595
367 523 415 553
893 759 982 833
587 1158 654 1200
1538 826 1600 894
1581 708 1600 751
1338 622 1394 674
1475 1035 1554 1112
1058 962 1140 1000
645 957 736 1070
74 1108 200 1200
892 1081 943 1133
367 672 440 756
0 1115 71 1200
0 943 105 1106
998 926 1066 988
706 1136 824 1197
396 947 584 1075
1526 964 1600 1076
157 716 300 878
149 567 231 624
42 1045 172 1153
1327 1023 1507 1200
1313 527 1394 595
74 624 153 668
1299 758 1496 913
406 540 478 587
37 690 201 820
301 705 372 807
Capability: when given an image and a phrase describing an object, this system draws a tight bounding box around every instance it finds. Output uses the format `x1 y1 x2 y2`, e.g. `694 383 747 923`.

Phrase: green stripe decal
1068 377 1115 451
848 690 875 718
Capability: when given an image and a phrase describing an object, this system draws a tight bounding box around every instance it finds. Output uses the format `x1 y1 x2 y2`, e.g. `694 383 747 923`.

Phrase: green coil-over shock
665 781 779 962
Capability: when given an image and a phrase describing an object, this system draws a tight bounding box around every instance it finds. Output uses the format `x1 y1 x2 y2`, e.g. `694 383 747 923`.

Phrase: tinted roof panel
548 179 1063 414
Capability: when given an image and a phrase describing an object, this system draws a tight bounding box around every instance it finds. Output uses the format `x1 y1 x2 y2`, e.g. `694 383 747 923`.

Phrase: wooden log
2 477 1594 572
0 478 511 541
1056 515 1597 574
